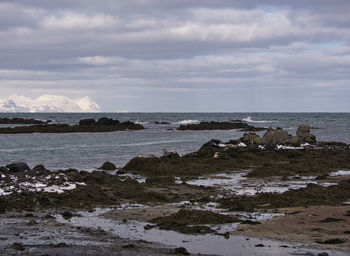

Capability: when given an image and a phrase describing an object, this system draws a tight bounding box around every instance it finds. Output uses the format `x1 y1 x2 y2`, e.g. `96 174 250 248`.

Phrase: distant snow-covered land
0 95 101 112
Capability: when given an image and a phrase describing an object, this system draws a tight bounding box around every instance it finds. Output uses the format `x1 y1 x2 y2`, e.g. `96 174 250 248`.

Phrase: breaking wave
175 120 200 125
242 116 277 123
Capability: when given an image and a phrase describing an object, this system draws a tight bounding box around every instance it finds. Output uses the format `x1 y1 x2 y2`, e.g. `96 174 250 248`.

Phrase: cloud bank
0 1 349 111
0 95 101 112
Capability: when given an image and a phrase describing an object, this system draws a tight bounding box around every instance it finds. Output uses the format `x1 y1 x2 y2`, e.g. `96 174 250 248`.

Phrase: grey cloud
0 1 349 111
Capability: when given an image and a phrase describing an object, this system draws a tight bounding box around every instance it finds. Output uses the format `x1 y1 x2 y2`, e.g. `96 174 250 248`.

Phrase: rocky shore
1 124 349 255
0 117 144 133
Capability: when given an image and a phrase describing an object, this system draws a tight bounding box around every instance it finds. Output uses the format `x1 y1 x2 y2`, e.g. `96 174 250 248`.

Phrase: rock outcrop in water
79 117 121 126
240 124 317 146
176 121 266 132
0 117 144 134
296 124 316 143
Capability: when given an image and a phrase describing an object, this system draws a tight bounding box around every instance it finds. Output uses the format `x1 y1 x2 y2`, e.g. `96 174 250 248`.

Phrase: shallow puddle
186 171 338 195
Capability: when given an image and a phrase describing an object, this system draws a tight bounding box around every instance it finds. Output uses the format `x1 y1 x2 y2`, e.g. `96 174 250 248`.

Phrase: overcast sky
0 0 349 112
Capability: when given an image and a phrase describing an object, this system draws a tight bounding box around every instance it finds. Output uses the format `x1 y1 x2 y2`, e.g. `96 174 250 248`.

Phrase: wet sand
239 205 350 252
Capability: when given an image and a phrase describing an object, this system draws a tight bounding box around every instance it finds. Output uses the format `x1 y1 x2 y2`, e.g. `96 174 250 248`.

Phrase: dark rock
177 121 266 131
64 168 82 181
82 171 111 184
13 242 25 251
320 217 345 223
27 219 37 226
151 209 240 226
144 224 157 230
344 231 350 234
240 220 261 225
317 253 329 256
146 176 175 184
122 244 137 249
32 165 50 175
6 162 31 172
97 117 120 125
174 247 190 255
255 244 265 247
297 124 316 143
182 152 199 158
79 119 96 126
51 242 67 247
0 121 144 134
317 238 345 244
98 161 117 171
62 211 73 220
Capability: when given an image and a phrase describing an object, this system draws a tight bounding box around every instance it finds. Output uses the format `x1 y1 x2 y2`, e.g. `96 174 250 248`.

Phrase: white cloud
41 12 118 30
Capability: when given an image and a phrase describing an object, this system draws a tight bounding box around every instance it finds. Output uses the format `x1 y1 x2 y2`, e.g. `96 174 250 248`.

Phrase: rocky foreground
0 117 144 133
1 124 350 255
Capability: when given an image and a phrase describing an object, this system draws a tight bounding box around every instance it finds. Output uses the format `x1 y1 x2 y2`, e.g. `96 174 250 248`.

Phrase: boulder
98 161 117 170
262 128 291 145
296 124 316 143
240 133 262 144
33 165 50 175
79 119 96 126
6 162 31 172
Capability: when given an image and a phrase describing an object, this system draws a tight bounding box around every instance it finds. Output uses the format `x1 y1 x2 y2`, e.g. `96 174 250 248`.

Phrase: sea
0 113 349 171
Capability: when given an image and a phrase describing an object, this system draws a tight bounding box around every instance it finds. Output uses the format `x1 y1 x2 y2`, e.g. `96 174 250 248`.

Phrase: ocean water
0 113 349 171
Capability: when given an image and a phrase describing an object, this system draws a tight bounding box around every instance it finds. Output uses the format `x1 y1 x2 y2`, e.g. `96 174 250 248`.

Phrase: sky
0 0 349 112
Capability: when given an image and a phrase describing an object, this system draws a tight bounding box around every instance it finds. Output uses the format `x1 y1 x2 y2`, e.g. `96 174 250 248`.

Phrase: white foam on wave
135 120 149 125
175 120 200 125
242 116 277 123
329 170 350 176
